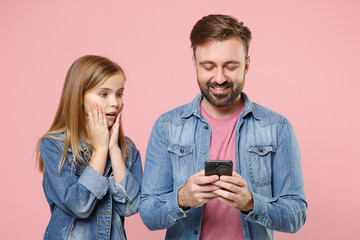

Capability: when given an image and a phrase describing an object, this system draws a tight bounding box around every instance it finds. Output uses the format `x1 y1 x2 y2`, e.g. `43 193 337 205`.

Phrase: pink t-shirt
200 102 245 240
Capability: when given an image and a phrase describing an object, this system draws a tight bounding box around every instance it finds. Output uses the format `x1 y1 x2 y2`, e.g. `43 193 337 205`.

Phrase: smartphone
205 160 233 176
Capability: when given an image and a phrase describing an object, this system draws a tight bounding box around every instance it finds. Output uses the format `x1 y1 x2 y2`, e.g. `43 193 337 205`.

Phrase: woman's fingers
87 105 94 127
87 104 108 132
97 105 107 127
88 104 106 127
119 104 124 118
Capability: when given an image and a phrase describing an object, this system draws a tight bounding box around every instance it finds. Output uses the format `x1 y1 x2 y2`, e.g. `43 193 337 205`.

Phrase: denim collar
181 92 260 120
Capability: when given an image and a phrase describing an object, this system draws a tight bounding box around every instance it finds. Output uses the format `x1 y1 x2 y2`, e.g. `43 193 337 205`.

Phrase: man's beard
198 80 243 107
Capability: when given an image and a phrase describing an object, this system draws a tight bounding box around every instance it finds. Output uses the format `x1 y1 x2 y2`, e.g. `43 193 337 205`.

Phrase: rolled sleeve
244 192 274 225
78 166 109 200
109 168 140 203
160 185 188 223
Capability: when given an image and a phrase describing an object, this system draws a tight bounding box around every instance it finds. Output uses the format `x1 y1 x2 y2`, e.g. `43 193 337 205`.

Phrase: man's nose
214 68 226 85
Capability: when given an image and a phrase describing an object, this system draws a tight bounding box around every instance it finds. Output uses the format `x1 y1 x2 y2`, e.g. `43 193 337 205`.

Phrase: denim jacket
40 133 142 240
139 93 307 240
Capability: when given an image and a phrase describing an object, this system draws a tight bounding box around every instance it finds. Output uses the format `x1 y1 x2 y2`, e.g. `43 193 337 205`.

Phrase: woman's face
83 74 125 128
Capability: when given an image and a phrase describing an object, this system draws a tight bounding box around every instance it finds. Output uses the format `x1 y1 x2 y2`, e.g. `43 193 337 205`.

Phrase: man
139 14 307 240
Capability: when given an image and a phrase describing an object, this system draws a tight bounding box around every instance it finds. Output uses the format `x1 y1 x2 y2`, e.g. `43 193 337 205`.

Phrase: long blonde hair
36 55 128 173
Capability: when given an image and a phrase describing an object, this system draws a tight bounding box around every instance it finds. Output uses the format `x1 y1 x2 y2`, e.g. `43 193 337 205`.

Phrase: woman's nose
109 95 119 107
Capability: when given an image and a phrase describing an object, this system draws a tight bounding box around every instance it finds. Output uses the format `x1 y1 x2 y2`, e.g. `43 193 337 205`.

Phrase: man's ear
245 56 250 74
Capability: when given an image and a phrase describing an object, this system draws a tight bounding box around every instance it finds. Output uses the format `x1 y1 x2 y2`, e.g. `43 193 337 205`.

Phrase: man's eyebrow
199 60 240 65
199 60 215 65
224 60 240 64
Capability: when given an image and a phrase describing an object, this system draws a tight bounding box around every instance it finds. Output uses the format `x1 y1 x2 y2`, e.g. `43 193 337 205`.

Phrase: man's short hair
190 14 252 56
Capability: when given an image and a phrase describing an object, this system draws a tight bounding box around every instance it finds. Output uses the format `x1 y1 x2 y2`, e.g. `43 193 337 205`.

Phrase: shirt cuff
244 192 278 223
78 166 109 199
109 168 140 203
159 184 188 223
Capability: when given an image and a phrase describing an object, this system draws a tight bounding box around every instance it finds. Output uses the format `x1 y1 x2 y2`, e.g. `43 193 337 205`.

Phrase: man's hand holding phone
204 160 254 212
177 170 220 209
178 161 254 211
212 172 254 211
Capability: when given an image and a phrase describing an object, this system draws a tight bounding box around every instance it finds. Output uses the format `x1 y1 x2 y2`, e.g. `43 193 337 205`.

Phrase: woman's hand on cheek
108 105 126 184
87 104 109 151
109 105 123 151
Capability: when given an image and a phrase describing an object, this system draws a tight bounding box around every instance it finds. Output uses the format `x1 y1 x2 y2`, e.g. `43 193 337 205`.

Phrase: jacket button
180 148 184 153
194 230 198 235
204 126 208 129
259 149 263 153
255 215 259 220
202 150 207 154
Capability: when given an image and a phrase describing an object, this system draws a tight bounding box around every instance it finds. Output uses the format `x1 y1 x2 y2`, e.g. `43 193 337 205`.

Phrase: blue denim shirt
40 133 142 240
139 93 307 240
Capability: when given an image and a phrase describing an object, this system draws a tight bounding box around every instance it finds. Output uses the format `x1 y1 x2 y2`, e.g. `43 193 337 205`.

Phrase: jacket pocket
248 145 275 187
67 218 87 240
168 144 194 187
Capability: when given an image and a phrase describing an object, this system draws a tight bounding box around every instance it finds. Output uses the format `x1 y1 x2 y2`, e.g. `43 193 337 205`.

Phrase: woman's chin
107 120 115 128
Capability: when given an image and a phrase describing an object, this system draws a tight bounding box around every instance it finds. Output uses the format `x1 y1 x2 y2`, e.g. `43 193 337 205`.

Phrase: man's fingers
213 188 237 199
196 192 219 199
195 169 206 176
219 173 247 187
212 180 237 193
212 180 254 211
193 171 219 185
216 195 237 209
188 182 220 193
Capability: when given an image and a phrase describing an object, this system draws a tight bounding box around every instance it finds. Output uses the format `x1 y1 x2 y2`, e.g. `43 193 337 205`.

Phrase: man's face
194 37 250 109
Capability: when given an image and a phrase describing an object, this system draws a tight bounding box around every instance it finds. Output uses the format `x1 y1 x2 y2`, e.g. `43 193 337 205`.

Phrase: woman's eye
116 93 123 98
99 92 107 97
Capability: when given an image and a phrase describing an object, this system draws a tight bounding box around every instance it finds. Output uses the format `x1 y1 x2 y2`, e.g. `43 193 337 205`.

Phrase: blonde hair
36 55 129 173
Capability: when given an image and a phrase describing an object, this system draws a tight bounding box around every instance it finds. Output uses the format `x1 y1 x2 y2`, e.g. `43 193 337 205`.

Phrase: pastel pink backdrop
1 0 359 239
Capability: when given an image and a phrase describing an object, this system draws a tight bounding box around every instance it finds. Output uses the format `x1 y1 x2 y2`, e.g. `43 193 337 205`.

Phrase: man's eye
226 65 238 70
203 65 214 70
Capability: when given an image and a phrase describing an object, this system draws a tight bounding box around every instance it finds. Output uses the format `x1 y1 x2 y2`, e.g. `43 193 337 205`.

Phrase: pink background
1 0 359 239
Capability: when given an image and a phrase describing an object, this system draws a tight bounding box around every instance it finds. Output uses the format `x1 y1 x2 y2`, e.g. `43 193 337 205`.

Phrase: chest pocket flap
168 144 194 157
248 145 275 156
